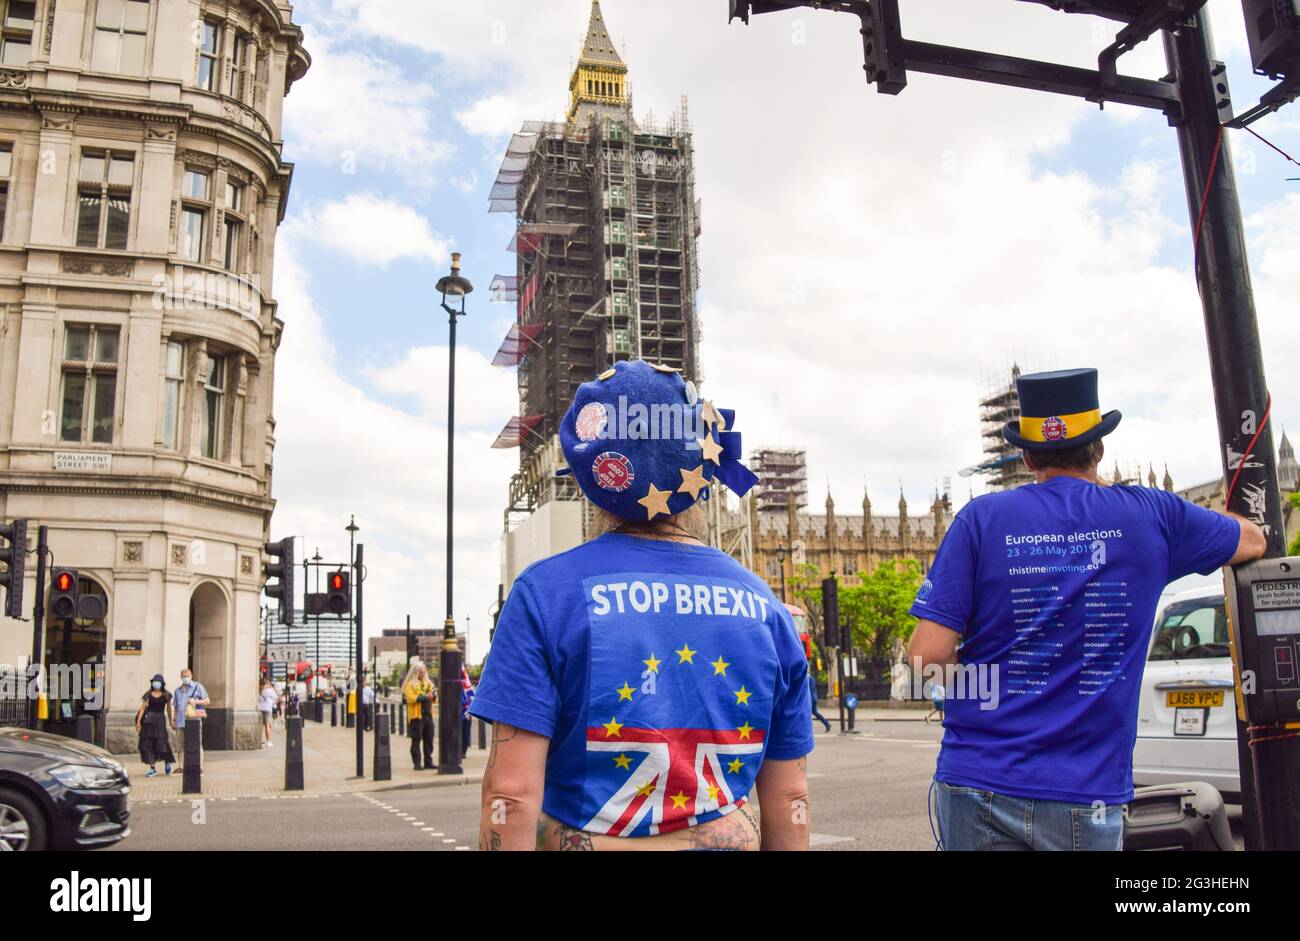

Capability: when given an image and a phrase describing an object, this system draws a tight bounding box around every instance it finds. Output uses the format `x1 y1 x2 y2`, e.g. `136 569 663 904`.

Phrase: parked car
0 726 131 851
1133 584 1240 799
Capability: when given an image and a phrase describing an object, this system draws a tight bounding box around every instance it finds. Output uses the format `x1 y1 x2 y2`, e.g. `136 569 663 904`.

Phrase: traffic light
727 1 799 24
325 570 350 616
263 537 296 625
862 0 906 94
1242 0 1300 78
0 520 27 619
50 568 78 619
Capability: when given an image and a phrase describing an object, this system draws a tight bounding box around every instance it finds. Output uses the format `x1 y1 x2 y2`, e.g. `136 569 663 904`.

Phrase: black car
0 726 131 851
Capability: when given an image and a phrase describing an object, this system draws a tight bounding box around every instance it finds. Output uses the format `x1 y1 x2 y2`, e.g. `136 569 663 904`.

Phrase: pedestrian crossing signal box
1226 556 1300 723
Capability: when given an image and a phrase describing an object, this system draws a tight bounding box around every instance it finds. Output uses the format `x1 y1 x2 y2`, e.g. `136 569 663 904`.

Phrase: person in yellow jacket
403 662 437 770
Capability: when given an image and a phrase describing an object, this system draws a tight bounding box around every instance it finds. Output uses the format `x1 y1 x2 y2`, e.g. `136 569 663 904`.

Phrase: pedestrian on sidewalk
134 674 175 777
923 680 945 725
471 360 814 851
403 662 436 770
173 668 210 773
908 368 1266 852
361 677 375 732
460 670 475 760
809 674 831 733
258 678 277 747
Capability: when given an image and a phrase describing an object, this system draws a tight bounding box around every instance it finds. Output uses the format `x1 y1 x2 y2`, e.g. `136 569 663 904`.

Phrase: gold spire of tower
569 1 629 123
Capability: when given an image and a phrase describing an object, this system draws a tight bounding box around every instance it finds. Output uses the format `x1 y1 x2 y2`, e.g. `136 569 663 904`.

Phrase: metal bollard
477 716 487 751
74 714 94 743
285 716 304 791
373 714 391 782
330 699 338 727
398 703 406 736
182 720 202 795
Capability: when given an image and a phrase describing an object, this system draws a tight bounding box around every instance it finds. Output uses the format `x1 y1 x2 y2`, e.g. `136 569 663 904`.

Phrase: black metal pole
1165 15 1295 851
28 525 47 730
354 542 364 778
439 300 463 775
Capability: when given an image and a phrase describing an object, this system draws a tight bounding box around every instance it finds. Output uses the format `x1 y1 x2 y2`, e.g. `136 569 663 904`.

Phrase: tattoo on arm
552 822 594 851
486 723 520 769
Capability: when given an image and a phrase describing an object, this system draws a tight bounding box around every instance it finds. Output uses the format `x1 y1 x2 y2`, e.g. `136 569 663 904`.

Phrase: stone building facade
0 0 308 753
752 489 953 602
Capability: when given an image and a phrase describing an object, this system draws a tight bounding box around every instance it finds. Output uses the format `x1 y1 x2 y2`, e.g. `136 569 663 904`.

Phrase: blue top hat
1001 368 1122 450
558 360 759 521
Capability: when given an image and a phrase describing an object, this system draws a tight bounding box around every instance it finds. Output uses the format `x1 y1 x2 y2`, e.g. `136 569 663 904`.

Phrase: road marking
411 821 425 826
454 846 471 851
810 833 854 847
422 828 437 833
853 735 942 746
441 838 456 844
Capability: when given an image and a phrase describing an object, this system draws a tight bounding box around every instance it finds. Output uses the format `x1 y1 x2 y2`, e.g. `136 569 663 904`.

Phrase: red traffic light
331 573 344 590
56 572 74 592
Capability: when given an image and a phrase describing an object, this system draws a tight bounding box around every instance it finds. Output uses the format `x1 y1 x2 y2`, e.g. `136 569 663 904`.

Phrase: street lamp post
436 252 473 775
312 547 322 695
776 546 787 604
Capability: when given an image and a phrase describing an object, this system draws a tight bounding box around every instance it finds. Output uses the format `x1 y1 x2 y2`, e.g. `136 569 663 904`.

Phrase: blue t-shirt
910 477 1240 805
471 532 814 837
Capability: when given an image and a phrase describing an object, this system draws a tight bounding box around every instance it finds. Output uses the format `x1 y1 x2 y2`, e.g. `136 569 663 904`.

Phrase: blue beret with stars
558 360 758 522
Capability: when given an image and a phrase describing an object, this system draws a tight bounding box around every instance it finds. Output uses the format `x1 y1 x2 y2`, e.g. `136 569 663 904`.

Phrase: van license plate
1174 708 1208 736
1165 690 1224 708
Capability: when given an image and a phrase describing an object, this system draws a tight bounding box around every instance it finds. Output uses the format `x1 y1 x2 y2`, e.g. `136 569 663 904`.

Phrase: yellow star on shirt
602 717 624 738
737 722 755 740
613 754 632 770
727 757 744 774
734 686 753 706
710 656 730 676
636 780 657 798
671 791 689 809
678 464 708 499
676 643 697 664
637 483 673 519
705 783 720 803
700 432 724 466
616 682 635 702
643 653 661 674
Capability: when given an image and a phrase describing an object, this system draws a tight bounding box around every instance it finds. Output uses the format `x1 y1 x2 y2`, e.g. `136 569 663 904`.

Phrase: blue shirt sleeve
763 605 815 762
910 514 978 634
468 576 560 739
1158 491 1242 581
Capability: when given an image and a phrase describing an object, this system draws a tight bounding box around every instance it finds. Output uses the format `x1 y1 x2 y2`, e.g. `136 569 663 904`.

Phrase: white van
1132 584 1240 799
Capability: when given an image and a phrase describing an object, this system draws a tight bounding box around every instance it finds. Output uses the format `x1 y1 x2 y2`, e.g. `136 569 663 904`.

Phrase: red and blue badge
1041 416 1068 442
576 402 609 441
593 452 634 492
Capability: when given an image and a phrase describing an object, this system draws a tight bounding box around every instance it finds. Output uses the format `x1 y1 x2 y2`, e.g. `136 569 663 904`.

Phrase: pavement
126 703 487 803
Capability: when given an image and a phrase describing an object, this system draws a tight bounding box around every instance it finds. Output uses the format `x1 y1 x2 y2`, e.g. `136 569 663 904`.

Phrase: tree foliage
783 558 924 659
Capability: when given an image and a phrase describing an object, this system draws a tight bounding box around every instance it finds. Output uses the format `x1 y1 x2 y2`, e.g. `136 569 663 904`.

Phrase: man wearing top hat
908 367 1266 851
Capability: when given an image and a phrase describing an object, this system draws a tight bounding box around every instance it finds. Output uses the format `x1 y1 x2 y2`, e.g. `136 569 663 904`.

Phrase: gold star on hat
598 367 616 380
650 362 678 374
700 432 724 466
678 464 708 499
637 483 673 519
700 400 726 431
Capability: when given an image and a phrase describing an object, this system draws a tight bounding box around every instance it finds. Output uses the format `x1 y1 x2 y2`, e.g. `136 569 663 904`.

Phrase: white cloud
293 193 452 267
283 34 454 180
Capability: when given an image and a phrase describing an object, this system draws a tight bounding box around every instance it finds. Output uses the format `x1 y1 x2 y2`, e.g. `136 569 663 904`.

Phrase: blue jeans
934 780 1124 851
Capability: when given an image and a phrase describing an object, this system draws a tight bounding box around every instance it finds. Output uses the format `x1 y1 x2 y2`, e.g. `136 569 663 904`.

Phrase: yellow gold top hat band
1018 408 1102 443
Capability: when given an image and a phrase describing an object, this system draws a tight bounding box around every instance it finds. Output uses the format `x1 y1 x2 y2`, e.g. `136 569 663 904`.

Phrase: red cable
1225 392 1272 511
1191 124 1224 276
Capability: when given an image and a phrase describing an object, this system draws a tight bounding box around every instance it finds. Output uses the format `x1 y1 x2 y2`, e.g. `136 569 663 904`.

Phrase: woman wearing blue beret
472 360 815 851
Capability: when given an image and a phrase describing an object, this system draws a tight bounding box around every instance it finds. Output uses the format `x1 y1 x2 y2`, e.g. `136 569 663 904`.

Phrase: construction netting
491 415 543 449
488 121 565 214
491 324 544 368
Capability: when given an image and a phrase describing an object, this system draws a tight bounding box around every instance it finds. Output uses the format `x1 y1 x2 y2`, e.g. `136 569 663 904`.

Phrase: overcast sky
273 0 1300 663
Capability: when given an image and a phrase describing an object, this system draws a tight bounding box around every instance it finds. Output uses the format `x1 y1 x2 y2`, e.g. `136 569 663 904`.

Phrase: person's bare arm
1224 513 1267 566
907 619 962 672
755 756 810 850
478 722 549 851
